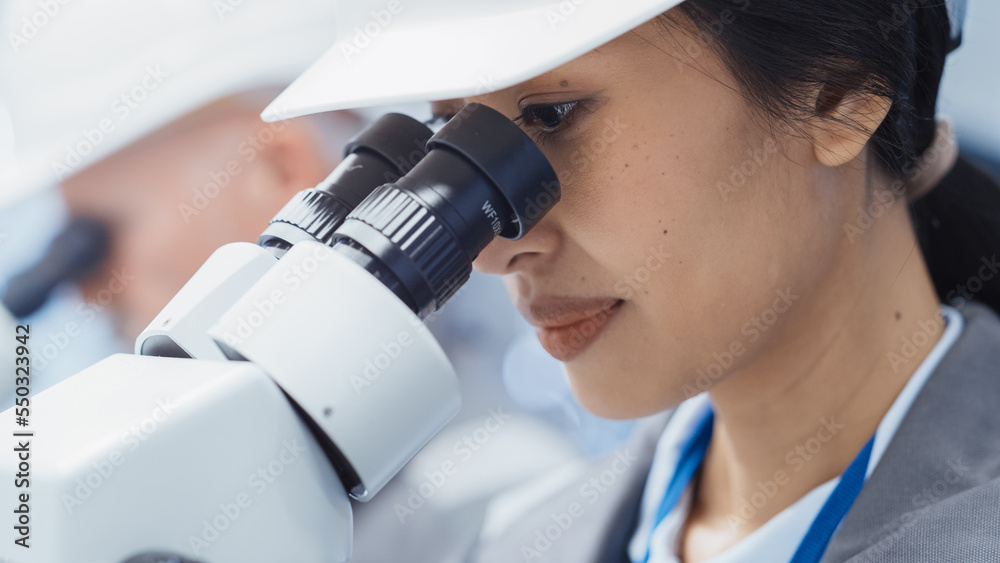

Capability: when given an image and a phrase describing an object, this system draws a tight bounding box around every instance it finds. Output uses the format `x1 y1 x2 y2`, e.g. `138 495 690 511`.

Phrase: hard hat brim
262 0 683 122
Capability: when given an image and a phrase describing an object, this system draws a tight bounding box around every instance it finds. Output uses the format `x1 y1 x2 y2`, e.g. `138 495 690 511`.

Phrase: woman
269 0 999 561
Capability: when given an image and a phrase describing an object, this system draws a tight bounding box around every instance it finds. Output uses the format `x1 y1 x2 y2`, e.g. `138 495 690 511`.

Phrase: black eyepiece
331 103 560 317
257 113 433 255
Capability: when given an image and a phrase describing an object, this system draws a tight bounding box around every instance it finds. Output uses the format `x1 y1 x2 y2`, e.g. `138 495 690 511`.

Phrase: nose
473 217 561 275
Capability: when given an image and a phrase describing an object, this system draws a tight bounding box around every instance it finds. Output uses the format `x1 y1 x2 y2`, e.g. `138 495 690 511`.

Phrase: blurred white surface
0 0 346 210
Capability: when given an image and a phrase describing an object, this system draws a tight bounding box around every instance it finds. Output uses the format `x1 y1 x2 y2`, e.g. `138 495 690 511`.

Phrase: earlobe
809 85 893 168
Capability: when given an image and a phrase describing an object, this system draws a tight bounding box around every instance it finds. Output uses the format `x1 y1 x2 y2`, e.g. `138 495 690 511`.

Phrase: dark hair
662 0 1000 314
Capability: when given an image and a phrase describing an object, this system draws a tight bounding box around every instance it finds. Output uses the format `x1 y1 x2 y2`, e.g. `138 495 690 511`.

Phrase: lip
518 295 625 362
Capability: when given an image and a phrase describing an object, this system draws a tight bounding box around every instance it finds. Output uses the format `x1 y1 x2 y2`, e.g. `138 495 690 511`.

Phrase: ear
808 84 893 168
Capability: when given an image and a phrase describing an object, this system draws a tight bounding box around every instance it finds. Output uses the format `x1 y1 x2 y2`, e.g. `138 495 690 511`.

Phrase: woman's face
454 19 853 419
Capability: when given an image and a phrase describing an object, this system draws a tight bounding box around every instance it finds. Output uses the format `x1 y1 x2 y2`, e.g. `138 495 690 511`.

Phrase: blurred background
0 1 636 560
0 0 995 560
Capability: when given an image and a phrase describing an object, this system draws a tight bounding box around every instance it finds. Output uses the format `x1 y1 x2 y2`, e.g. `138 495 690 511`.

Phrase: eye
514 101 579 135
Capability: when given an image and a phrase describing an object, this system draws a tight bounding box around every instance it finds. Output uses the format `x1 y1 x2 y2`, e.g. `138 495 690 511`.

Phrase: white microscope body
0 102 558 563
1 240 461 562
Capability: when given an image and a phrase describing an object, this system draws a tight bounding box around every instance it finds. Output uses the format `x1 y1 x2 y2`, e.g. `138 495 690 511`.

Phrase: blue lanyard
640 411 874 563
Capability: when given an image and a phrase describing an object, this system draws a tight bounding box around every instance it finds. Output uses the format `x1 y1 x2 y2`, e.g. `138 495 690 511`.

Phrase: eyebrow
510 76 560 101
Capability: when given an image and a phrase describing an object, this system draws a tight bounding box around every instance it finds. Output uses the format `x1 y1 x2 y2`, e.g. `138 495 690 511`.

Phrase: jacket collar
821 301 1000 561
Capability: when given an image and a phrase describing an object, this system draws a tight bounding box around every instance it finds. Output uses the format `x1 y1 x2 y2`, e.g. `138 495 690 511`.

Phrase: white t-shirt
628 305 965 563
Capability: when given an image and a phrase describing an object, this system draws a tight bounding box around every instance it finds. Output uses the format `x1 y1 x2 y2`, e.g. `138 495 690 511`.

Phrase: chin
564 360 684 421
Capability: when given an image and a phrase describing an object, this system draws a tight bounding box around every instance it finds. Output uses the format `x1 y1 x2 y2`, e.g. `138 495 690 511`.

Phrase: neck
682 177 944 559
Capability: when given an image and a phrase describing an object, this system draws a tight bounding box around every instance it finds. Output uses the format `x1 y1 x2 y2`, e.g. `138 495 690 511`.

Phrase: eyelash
513 101 581 143
429 101 585 144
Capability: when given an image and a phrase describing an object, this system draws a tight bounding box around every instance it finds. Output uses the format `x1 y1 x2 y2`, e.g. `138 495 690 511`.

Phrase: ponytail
906 2 1000 315
912 157 1000 314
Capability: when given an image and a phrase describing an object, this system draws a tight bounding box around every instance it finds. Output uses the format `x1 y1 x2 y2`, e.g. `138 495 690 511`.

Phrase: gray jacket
470 301 1000 563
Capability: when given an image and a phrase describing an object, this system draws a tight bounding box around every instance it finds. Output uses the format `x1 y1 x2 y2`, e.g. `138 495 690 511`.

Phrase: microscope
0 103 559 562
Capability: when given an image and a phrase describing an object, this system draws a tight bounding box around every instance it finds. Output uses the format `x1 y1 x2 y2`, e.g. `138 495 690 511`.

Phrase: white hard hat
262 0 684 122
263 0 971 123
0 0 343 210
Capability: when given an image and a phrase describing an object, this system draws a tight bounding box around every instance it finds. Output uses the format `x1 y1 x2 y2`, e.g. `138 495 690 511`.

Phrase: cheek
546 104 838 416
545 72 766 276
